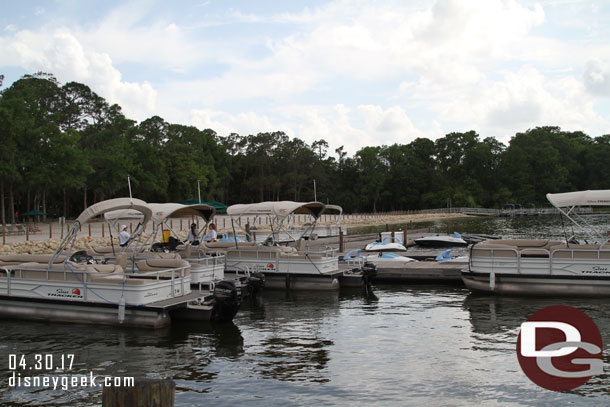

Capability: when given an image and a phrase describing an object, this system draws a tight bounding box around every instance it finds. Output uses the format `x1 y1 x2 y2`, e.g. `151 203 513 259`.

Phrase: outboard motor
212 280 242 322
361 262 377 295
245 272 265 297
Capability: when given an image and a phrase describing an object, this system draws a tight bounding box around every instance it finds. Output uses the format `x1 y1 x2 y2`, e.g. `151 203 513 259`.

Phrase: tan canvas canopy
227 201 325 220
103 209 146 221
148 203 216 225
547 190 610 208
76 198 152 226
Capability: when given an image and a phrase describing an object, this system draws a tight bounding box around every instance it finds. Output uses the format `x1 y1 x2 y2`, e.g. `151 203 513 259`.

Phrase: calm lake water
1 215 609 406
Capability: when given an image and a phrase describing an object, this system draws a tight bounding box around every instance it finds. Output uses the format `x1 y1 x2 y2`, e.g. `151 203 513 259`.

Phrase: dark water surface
1 215 610 406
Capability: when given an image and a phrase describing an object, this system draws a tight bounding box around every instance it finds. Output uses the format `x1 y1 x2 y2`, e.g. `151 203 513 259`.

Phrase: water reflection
462 294 610 397
0 319 245 405
237 291 340 384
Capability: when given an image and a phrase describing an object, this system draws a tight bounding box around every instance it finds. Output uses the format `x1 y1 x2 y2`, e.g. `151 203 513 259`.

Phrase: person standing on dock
119 225 131 247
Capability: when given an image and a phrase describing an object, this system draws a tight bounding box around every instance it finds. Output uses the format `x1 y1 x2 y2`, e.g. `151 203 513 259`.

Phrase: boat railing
1 263 189 299
303 245 337 258
471 244 610 290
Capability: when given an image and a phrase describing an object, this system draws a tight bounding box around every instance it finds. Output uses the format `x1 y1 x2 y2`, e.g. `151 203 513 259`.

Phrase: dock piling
102 378 175 407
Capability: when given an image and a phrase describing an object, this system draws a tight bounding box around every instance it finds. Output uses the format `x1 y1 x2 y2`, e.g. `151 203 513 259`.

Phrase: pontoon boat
462 190 610 296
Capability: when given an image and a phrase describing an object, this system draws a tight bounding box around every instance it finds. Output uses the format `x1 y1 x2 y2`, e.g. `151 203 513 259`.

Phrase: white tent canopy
547 190 610 208
227 201 325 220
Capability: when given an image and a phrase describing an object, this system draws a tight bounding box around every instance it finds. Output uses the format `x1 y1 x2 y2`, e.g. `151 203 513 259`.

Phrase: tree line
1 72 608 224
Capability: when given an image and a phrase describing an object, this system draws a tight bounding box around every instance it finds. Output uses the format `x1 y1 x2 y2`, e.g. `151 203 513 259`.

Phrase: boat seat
149 252 182 260
551 244 610 259
0 254 68 267
203 241 257 249
1 262 124 281
176 244 193 259
473 240 563 258
471 243 518 258
134 258 190 276
86 246 121 256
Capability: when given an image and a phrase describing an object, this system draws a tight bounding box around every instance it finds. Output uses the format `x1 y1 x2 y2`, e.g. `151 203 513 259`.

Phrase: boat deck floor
146 291 213 311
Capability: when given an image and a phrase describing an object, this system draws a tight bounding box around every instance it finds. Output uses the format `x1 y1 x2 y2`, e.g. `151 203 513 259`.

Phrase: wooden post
49 223 52 239
102 224 105 237
339 228 344 253
102 378 175 407
403 225 407 245
26 224 29 241
130 223 133 234
180 219 182 230
89 223 92 237
391 230 395 242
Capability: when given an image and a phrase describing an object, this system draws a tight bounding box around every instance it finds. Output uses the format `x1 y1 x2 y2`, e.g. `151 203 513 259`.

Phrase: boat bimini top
227 201 325 220
226 201 325 244
51 198 153 266
546 189 610 246
148 203 216 241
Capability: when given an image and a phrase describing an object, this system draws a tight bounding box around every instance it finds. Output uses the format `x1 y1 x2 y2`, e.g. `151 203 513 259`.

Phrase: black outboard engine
361 262 377 295
212 280 242 322
246 272 265 297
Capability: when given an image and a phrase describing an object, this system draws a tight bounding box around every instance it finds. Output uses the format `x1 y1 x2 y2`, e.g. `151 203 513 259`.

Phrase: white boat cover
104 209 146 221
227 201 325 220
547 190 610 208
76 198 152 225
148 203 216 225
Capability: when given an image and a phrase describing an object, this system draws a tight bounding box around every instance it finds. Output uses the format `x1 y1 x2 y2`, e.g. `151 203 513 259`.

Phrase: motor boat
0 198 241 327
365 237 408 252
462 190 610 296
415 232 468 247
434 249 469 263
224 201 375 291
343 249 416 266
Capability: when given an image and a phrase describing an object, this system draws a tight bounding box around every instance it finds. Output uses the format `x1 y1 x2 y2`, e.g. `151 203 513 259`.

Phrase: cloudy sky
1 0 609 154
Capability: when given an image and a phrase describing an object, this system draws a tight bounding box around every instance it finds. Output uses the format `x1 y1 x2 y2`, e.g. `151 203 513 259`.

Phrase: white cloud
1 0 608 155
0 27 157 120
583 60 610 97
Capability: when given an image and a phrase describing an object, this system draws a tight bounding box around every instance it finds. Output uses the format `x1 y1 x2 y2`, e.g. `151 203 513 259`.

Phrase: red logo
517 305 603 391
72 288 81 295
267 263 274 269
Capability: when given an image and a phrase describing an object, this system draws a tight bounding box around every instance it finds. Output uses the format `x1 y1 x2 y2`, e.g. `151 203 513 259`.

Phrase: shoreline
0 212 470 254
